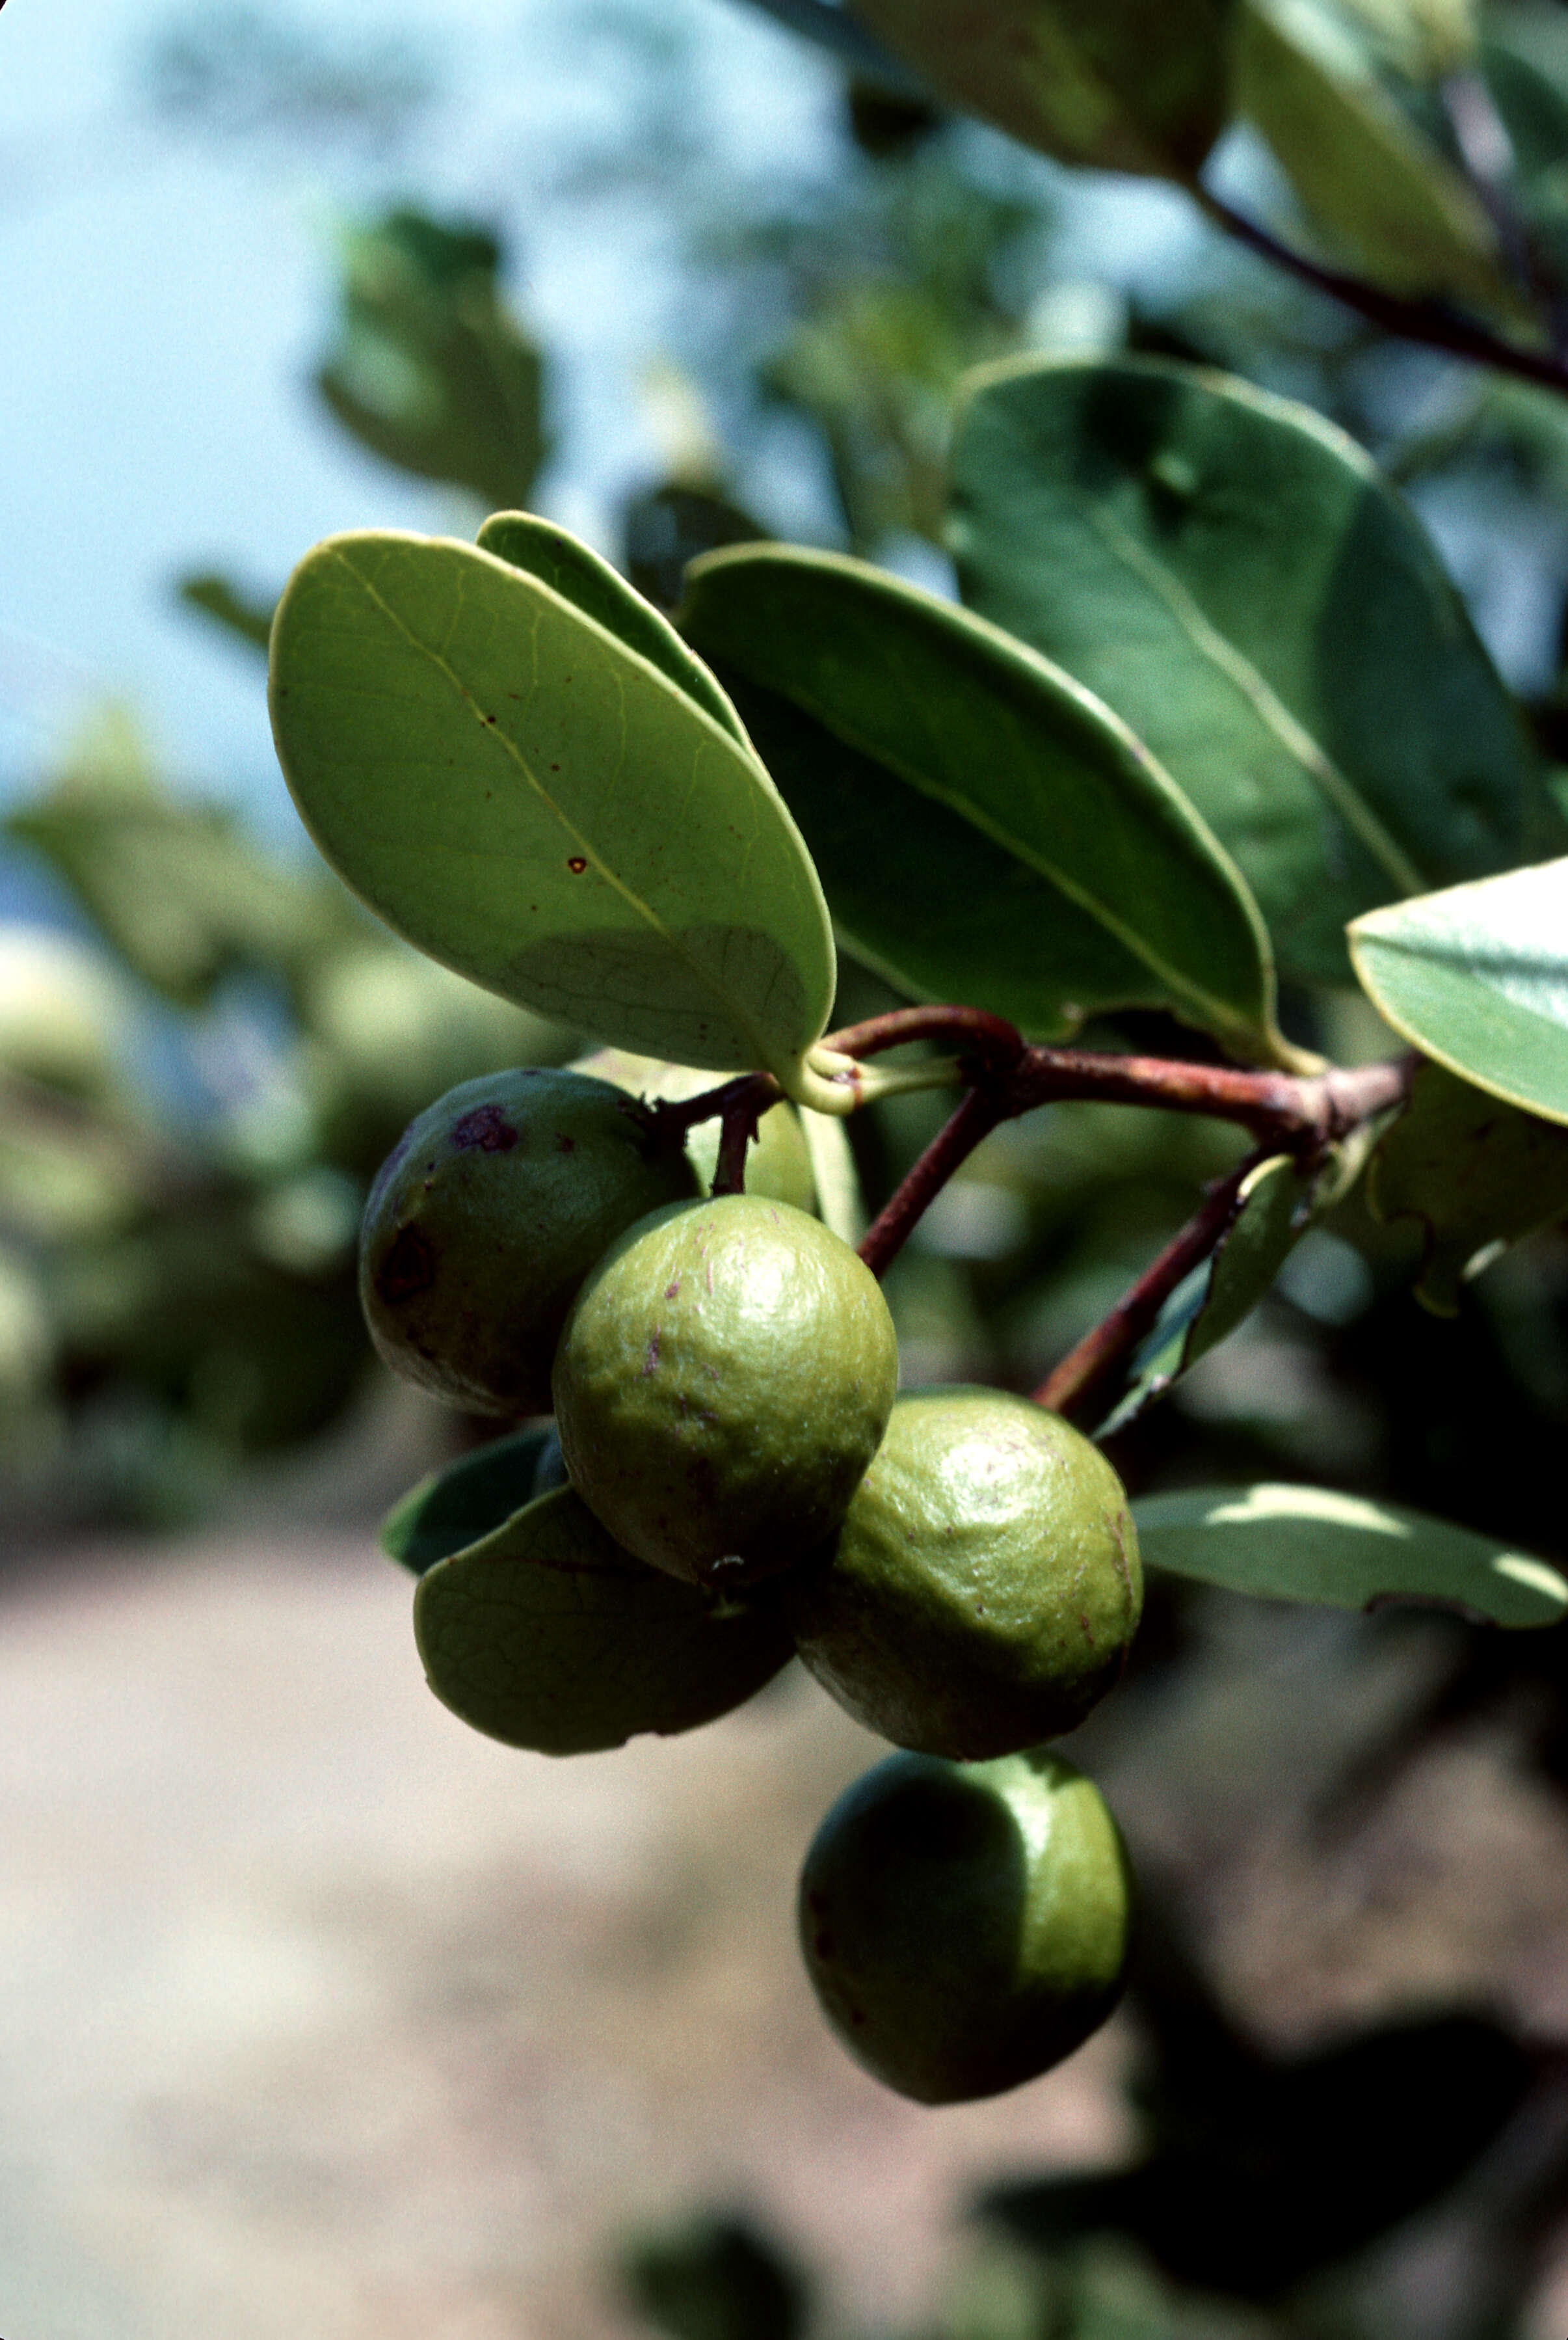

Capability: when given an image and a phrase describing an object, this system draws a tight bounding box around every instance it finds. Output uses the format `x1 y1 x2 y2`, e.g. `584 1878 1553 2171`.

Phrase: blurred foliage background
8 1 1568 2333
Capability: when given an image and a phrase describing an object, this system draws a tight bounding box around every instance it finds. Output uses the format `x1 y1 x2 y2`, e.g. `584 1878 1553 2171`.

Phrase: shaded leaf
317 208 546 509
619 2211 809 2340
680 545 1281 1062
623 479 769 613
948 356 1539 986
177 570 277 654
1134 1481 1567 1624
1096 1153 1314 1432
1369 1058 1568 1311
849 0 1229 180
1236 0 1518 314
269 531 843 1101
476 511 749 746
412 1485 794 1752
379 1425 556 1575
1348 857 1568 1123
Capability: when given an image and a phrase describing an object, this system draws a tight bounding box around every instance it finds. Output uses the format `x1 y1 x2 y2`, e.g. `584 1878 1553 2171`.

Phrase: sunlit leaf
680 544 1281 1063
1136 1481 1568 1624
949 356 1539 987
412 1486 794 1751
269 531 843 1103
849 0 1229 180
1349 859 1568 1123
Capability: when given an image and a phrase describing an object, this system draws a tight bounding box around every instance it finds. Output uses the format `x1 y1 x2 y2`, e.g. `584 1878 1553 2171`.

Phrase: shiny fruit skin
572 1045 818 1215
552 1194 899 1588
785 1388 1141 1759
799 1747 1132 2103
360 1068 698 1416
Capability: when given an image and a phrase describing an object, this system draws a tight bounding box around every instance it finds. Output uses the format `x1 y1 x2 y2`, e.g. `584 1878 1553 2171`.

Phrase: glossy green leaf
849 0 1229 179
380 1425 556 1576
317 208 546 509
412 1486 794 1752
949 356 1539 987
1236 0 1518 314
269 531 844 1102
1368 1060 1568 1313
1096 1153 1314 1432
1349 859 1568 1123
178 571 277 655
680 545 1281 1063
476 511 749 746
1135 1481 1568 1625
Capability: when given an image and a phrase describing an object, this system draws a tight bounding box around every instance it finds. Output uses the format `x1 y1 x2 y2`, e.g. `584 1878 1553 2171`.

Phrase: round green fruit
360 1068 699 1416
571 1045 818 1215
799 1747 1132 2103
552 1194 899 1587
785 1388 1141 1759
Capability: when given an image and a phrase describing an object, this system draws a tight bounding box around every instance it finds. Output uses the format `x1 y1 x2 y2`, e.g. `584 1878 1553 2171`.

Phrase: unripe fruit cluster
364 1064 1143 2103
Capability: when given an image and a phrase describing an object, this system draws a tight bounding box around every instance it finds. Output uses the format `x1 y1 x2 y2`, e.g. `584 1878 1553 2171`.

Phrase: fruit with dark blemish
784 1388 1141 1758
551 1194 897 1587
797 1746 1132 2103
360 1068 700 1416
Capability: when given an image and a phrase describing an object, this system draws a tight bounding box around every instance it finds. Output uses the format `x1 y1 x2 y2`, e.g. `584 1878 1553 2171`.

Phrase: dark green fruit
785 1388 1141 1758
414 1485 793 1753
552 1194 899 1587
572 1045 819 1214
359 1068 699 1416
799 1747 1132 2103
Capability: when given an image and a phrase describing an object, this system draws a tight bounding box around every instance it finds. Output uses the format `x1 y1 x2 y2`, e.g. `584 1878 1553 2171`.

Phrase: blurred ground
0 1532 1129 2340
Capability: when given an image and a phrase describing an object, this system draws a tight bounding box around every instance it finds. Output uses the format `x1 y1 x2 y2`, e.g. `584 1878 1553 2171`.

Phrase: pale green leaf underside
269 530 836 1089
949 356 1536 987
412 1486 793 1753
1136 1481 1568 1626
681 544 1279 1061
1349 859 1568 1125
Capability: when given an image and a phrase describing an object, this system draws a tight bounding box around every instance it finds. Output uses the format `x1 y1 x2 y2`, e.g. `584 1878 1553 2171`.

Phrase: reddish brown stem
993 1047 1413 1161
1034 1149 1269 1423
711 1088 765 1196
648 1070 778 1150
858 1087 1003 1280
825 1003 1026 1068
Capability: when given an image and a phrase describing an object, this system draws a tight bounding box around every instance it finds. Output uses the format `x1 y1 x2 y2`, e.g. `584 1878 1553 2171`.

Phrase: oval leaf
1135 1481 1568 1626
949 356 1539 986
851 0 1229 179
680 545 1281 1062
1236 0 1521 316
412 1486 795 1752
269 531 840 1099
1369 1058 1568 1312
380 1425 556 1576
1349 858 1568 1123
476 511 752 747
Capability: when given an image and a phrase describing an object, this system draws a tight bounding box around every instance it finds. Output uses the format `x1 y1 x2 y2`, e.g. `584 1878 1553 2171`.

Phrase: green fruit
414 1485 794 1753
785 1388 1141 1759
553 1194 899 1587
360 1068 699 1416
571 1044 818 1214
799 1747 1132 2103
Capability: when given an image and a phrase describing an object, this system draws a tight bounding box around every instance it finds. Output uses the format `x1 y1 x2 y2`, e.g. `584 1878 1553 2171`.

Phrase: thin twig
993 1046 1413 1160
710 1087 764 1196
646 1070 778 1149
858 1087 1003 1280
1033 1149 1269 1421
1197 187 1568 399
825 1004 1026 1068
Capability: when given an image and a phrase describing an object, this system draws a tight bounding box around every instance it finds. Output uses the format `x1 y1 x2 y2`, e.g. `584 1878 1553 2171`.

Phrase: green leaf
949 356 1539 988
849 0 1229 179
1135 1482 1568 1626
317 208 546 510
1368 1060 1568 1312
379 1425 557 1575
412 1486 795 1752
1235 0 1519 315
680 545 1281 1063
269 531 843 1103
177 571 277 655
475 511 750 747
1349 859 1568 1123
1096 1153 1314 1432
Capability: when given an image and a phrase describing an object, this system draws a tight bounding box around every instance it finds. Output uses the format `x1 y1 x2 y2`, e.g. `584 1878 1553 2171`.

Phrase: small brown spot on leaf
567 856 588 874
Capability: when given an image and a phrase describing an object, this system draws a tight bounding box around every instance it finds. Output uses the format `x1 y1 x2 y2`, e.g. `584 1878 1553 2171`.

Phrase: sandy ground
0 1533 1131 2340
